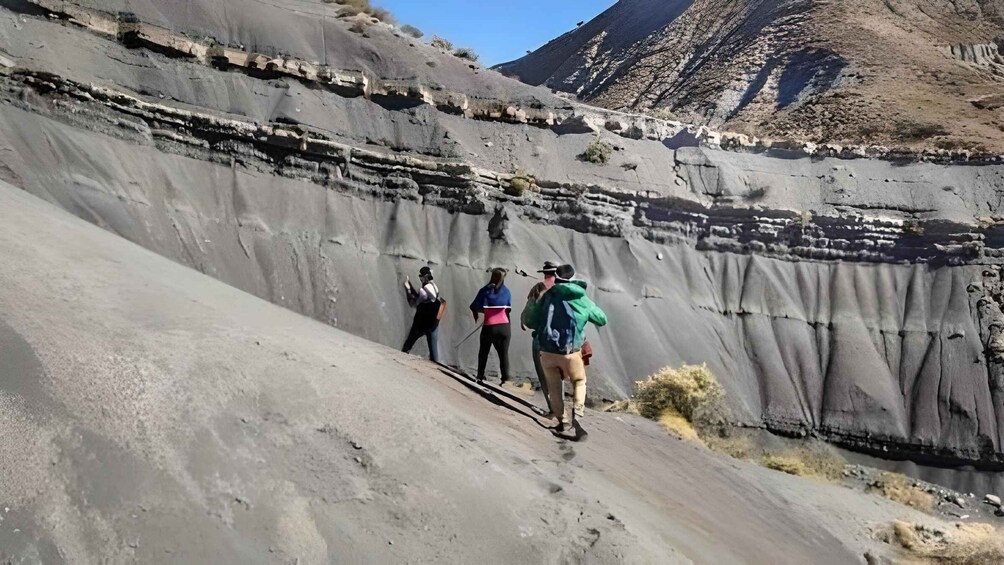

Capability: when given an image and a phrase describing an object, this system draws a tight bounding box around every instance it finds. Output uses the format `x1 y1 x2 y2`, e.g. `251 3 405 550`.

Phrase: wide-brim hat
555 264 575 281
537 260 559 274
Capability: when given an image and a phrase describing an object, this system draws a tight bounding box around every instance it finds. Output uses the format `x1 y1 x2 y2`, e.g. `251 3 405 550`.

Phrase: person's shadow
436 363 581 437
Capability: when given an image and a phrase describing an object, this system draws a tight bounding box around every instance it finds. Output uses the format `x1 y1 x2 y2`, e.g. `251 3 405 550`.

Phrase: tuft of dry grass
761 454 813 477
759 448 847 481
657 407 701 442
703 433 754 460
602 399 639 414
870 472 935 513
880 520 1004 565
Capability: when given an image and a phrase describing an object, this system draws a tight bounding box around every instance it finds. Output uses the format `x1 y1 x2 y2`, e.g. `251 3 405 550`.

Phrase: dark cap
537 261 559 274
419 266 433 277
555 264 575 281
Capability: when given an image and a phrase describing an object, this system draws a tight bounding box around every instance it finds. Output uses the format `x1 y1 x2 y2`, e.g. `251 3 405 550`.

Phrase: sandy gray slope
0 181 942 564
2 0 1004 491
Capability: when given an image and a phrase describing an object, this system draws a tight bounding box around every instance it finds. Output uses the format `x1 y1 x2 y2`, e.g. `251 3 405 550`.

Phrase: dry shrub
870 472 935 513
430 36 454 51
580 139 613 164
371 7 395 23
453 47 480 62
400 24 423 38
635 364 725 426
324 0 395 22
506 171 537 197
881 520 1004 565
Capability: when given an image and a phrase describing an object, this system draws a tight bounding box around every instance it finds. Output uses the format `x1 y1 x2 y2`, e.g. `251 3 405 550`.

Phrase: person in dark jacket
521 261 559 408
525 264 607 430
470 268 512 384
402 266 442 362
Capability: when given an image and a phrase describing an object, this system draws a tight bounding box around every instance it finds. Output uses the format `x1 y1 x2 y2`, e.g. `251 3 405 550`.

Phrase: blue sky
376 0 616 66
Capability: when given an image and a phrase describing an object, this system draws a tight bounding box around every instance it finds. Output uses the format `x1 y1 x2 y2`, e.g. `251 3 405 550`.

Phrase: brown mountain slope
496 0 1004 152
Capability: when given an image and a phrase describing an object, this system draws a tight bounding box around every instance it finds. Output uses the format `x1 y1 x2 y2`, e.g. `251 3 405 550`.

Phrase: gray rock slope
1 0 1003 475
1 180 937 564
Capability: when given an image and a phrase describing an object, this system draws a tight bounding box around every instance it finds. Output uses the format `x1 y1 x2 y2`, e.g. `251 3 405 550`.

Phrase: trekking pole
454 323 482 350
449 322 483 376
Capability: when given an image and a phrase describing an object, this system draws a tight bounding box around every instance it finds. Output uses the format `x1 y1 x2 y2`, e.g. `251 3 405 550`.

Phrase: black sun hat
537 261 559 274
555 264 575 282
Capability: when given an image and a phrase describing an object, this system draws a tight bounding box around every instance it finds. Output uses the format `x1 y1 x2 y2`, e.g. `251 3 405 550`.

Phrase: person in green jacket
525 264 607 430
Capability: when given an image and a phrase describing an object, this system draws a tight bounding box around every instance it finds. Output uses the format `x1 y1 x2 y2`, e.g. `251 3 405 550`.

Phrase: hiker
525 264 607 431
470 268 512 384
521 260 559 407
402 266 444 363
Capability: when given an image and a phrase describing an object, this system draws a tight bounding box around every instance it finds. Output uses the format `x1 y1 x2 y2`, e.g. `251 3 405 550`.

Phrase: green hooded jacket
526 280 607 354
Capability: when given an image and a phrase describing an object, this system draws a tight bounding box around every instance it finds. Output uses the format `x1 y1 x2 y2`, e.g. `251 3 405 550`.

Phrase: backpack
431 283 447 321
540 294 578 354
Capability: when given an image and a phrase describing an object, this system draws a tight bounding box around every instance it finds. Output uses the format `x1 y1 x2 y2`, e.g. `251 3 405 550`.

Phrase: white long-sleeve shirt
407 282 439 307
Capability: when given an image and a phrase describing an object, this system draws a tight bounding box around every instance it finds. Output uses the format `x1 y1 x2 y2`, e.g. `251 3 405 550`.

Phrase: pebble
985 494 1002 508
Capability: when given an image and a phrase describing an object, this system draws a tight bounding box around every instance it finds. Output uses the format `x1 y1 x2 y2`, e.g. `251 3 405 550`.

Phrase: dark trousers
477 323 511 382
402 321 439 363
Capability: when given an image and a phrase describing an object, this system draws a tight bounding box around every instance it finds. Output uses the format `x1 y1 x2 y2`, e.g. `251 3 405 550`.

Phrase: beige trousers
539 351 586 422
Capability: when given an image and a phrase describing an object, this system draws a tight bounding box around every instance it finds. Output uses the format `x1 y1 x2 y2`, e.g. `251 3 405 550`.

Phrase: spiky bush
635 364 725 425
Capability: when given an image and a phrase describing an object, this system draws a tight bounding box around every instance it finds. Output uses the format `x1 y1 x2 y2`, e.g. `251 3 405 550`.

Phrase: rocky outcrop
2 0 1004 479
14 0 998 163
497 0 1004 153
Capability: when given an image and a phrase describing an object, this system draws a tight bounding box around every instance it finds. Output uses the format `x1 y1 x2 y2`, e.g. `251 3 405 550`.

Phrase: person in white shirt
402 266 442 362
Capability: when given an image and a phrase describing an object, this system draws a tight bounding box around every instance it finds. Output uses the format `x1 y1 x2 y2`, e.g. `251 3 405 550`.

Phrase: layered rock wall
1 0 1004 472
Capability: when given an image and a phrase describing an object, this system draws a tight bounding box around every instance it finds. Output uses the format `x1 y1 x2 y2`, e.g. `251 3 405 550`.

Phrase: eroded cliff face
1 0 1004 475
